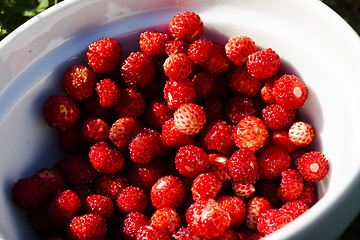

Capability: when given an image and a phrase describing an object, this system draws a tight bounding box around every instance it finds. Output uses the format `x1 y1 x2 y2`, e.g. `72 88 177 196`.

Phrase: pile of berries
12 11 329 240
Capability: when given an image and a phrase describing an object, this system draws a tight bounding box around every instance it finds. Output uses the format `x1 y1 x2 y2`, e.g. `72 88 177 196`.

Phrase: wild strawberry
109 117 140 151
58 126 86 154
43 94 81 132
277 169 304 201
12 177 48 210
191 172 222 201
245 196 272 231
232 182 256 200
208 153 232 185
129 128 163 164
202 42 231 75
165 40 189 56
150 207 182 236
81 118 110 145
233 116 269 152
185 198 231 239
163 53 194 81
93 173 129 202
255 180 283 209
67 213 107 240
127 158 167 192
228 148 259 185
55 155 96 186
192 71 214 99
164 79 197 110
257 209 292 236
83 194 114 220
89 141 124 174
86 37 122 75
290 148 308 169
218 195 246 228
173 103 206 135
33 168 66 198
136 225 171 240
246 48 281 80
269 129 299 153
175 145 210 178
150 175 187 209
262 104 297 131
121 51 155 89
228 66 262 97
187 39 213 65
200 120 235 155
95 78 121 107
274 74 308 110
297 151 329 182
280 200 309 220
225 35 256 67
256 145 291 180
288 121 315 147
120 212 150 240
172 226 201 240
169 11 203 43
62 65 97 101
48 190 81 227
113 87 146 119
145 98 173 132
298 181 318 207
260 76 277 104
139 30 170 57
161 118 196 149
203 97 224 122
117 186 148 213
225 95 263 125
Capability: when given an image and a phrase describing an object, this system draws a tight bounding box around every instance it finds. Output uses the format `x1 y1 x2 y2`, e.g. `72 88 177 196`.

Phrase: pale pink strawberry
245 196 272 231
288 121 315 147
232 182 256 200
173 103 206 135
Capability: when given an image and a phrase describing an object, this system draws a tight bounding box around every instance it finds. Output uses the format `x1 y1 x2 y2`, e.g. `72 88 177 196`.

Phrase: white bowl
1 0 360 239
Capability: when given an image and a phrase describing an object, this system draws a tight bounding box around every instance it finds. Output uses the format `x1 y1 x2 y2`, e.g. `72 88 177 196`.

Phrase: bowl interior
1 0 360 239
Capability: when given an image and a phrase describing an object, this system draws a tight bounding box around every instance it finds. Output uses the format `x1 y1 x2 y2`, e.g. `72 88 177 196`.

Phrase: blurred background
0 0 359 239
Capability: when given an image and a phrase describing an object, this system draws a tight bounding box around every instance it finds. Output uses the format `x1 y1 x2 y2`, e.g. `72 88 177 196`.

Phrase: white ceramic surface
1 0 360 239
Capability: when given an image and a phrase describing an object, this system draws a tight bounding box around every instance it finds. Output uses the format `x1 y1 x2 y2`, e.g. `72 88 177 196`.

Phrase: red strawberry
89 141 124 174
277 169 304 201
218 195 246 228
145 98 173 132
175 145 210 178
81 118 110 145
95 78 121 107
246 48 281 80
228 66 262 97
48 190 81 227
172 226 200 240
93 173 129 202
188 39 213 65
120 212 150 240
129 128 163 164
169 11 203 43
288 121 315 147
121 51 155 89
297 151 329 182
173 103 206 135
83 194 114 220
262 104 296 131
113 88 146 119
231 182 256 200
245 196 272 231
67 213 107 240
225 95 263 125
62 65 97 101
191 172 222 201
150 175 187 209
185 198 231 239
109 117 141 151
233 116 269 152
139 30 170 56
274 74 308 110
257 209 292 236
43 95 81 132
260 76 277 104
192 71 214 99
163 79 197 110
163 53 194 81
12 177 48 210
208 153 232 185
256 145 291 180
55 155 96 186
280 200 309 220
225 35 256 66
298 181 318 207
150 207 182 236
33 168 66 198
117 186 148 213
269 129 299 153
136 225 170 240
228 148 259 185
161 118 196 149
165 40 189 56
201 42 231 75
